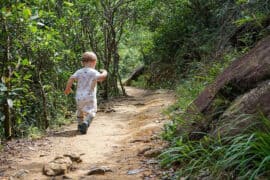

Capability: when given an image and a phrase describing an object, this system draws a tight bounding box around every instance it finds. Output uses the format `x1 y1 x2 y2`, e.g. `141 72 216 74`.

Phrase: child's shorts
76 98 97 119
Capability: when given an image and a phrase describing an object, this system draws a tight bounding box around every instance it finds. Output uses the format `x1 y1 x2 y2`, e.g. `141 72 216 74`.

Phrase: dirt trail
0 87 175 180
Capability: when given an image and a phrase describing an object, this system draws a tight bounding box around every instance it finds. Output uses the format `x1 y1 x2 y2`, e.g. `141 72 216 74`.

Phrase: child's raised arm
64 77 76 95
97 69 108 82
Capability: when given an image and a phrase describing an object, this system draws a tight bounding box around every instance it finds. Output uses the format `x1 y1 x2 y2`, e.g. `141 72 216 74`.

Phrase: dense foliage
141 0 270 88
0 0 140 139
1 0 270 178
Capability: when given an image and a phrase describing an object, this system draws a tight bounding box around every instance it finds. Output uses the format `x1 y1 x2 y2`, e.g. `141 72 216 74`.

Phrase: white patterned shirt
71 67 101 102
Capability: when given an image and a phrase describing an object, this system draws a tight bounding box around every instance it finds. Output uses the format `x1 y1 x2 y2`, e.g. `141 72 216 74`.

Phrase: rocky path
0 87 175 180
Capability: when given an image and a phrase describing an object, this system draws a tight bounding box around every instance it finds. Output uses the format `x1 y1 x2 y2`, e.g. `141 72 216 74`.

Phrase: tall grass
160 115 270 179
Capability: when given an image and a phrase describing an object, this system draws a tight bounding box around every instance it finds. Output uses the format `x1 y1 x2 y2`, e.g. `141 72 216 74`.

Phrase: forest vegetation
1 0 270 179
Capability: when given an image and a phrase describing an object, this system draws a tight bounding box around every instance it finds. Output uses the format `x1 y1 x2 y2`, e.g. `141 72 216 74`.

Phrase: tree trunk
123 66 145 86
38 71 49 129
3 18 12 139
118 71 126 96
3 96 11 139
114 52 126 96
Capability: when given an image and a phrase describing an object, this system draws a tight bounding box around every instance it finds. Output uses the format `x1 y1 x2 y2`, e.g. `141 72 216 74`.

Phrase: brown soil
0 87 175 180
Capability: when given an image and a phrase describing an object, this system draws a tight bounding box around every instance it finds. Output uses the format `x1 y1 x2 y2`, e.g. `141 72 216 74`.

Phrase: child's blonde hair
82 52 97 62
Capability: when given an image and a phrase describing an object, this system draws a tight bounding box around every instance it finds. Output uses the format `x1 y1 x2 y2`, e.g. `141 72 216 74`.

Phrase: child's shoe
79 121 88 134
77 123 82 132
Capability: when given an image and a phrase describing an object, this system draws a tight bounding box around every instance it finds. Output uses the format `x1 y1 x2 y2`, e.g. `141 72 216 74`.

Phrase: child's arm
64 77 75 95
97 69 108 82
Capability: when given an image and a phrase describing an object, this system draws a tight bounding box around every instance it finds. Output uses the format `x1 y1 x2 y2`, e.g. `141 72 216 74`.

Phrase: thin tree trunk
3 96 11 139
3 18 12 139
38 72 49 129
118 71 126 96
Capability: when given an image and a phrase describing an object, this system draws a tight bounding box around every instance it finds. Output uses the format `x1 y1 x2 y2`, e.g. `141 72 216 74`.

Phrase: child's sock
85 115 94 127
77 116 84 131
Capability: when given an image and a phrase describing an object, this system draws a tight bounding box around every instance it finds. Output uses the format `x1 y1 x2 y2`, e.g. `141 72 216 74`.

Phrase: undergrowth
12 113 74 140
160 115 270 179
160 50 270 179
130 75 149 89
162 54 235 140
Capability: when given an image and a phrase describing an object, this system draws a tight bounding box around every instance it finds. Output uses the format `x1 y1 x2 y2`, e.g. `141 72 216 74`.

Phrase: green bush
130 75 148 89
26 126 43 139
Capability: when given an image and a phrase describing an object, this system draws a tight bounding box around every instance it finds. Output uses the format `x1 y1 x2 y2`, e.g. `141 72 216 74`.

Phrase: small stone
8 166 16 170
130 138 150 143
63 153 82 163
28 146 35 151
134 102 145 106
144 148 163 158
87 166 112 175
142 171 152 177
40 154 48 157
150 135 159 140
127 168 145 175
137 147 151 156
63 175 73 179
13 169 29 178
146 159 158 164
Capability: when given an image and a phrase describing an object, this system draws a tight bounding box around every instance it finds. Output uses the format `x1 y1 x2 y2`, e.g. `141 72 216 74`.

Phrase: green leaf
234 16 253 26
17 3 26 9
46 34 52 40
29 24 37 33
13 72 20 78
23 7 32 19
37 22 45 26
1 7 12 17
22 59 30 66
236 0 248 4
11 88 24 92
64 1 74 7
23 74 32 81
43 85 52 91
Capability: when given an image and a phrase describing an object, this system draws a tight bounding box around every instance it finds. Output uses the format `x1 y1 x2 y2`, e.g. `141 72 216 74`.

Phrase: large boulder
180 36 270 139
193 36 270 114
211 80 270 137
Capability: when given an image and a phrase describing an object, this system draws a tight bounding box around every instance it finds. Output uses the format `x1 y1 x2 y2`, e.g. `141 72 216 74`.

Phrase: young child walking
64 52 107 134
